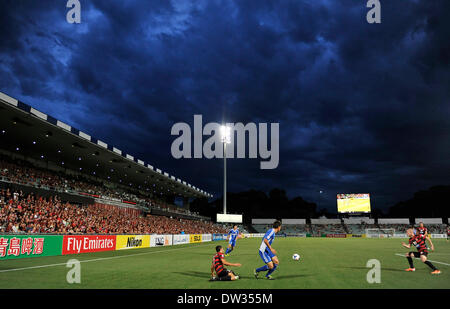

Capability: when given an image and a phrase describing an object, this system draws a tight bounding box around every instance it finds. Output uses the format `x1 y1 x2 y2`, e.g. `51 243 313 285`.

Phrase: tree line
190 185 450 222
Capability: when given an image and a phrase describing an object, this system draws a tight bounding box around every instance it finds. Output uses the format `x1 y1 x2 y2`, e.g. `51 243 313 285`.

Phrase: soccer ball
292 253 300 261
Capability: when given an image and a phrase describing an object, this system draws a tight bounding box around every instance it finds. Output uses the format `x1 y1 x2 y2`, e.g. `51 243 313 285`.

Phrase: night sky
1 0 449 213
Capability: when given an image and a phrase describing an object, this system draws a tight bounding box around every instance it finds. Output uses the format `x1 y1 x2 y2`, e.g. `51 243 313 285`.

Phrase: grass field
0 237 449 289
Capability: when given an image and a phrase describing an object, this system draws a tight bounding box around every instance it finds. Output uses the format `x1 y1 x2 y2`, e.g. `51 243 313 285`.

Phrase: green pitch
0 237 449 289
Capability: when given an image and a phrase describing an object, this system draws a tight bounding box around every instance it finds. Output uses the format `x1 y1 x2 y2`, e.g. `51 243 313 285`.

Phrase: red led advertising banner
62 235 116 255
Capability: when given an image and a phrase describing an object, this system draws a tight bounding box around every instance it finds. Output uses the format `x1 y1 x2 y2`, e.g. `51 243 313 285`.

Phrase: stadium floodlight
220 125 231 144
221 124 231 215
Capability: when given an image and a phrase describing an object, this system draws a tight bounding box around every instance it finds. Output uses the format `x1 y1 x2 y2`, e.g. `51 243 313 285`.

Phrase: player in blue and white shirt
254 220 282 280
225 225 240 256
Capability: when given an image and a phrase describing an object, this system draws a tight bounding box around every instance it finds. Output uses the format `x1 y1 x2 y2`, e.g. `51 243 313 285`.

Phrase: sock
219 276 231 281
407 257 414 268
266 264 277 277
225 247 232 254
424 261 437 271
256 265 269 272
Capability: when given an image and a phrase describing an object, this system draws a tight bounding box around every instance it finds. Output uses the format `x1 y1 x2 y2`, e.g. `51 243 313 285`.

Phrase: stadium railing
0 232 225 260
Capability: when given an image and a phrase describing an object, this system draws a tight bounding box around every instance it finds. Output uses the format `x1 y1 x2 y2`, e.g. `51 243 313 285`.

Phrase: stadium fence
0 233 226 260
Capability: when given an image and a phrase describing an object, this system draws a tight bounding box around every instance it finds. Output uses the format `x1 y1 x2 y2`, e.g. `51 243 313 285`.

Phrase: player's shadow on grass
342 266 404 272
175 271 213 279
175 272 312 280
276 274 312 279
175 271 253 280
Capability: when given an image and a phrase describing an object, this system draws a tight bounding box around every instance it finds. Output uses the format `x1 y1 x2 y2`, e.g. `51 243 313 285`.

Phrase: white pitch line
0 243 213 273
395 253 450 267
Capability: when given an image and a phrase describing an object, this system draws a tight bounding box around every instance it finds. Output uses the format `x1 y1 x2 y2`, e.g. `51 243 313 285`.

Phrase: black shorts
217 269 230 278
409 251 428 258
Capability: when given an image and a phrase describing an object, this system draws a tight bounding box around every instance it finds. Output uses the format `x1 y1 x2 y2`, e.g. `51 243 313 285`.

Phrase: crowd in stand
0 158 99 195
346 223 378 234
310 224 346 234
282 224 311 234
422 224 448 234
377 224 409 233
0 188 227 235
253 222 449 235
0 156 202 218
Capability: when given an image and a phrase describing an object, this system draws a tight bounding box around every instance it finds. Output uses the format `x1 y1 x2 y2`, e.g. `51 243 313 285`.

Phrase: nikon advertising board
0 235 63 260
116 235 150 250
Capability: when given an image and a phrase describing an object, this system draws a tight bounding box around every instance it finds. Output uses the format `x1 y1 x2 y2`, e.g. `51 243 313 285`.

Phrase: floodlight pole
223 141 227 215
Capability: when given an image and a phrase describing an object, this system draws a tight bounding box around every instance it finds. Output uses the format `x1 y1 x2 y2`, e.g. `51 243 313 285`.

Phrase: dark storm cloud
1 0 449 212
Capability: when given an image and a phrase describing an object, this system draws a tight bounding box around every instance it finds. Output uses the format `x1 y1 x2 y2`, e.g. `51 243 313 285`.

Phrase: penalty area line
395 253 450 267
0 243 212 273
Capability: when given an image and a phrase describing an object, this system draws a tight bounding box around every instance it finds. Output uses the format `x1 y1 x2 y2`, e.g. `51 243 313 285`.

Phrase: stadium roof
0 91 211 199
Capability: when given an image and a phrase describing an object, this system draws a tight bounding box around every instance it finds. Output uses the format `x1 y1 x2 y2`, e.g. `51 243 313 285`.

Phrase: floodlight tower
221 125 231 214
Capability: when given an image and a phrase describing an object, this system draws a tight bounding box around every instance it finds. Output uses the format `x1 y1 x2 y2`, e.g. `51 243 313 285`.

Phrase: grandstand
310 219 346 235
281 219 310 234
414 218 447 234
252 219 347 236
376 218 411 235
0 92 225 235
251 219 276 233
250 217 449 238
343 217 376 234
0 188 226 234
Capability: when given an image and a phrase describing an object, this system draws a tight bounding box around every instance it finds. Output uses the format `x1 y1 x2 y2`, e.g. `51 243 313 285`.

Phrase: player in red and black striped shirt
210 245 241 281
416 222 431 249
416 222 430 243
416 222 428 238
402 228 440 274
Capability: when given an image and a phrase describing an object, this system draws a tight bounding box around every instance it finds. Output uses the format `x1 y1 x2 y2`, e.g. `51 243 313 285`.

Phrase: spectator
0 155 204 220
0 189 226 235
